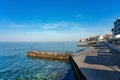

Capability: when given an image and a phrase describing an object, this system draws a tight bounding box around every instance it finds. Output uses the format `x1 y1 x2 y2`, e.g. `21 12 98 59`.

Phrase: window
119 23 120 26
118 24 119 26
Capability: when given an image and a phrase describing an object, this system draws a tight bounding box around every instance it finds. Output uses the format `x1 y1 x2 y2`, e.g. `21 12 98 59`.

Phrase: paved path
72 42 120 80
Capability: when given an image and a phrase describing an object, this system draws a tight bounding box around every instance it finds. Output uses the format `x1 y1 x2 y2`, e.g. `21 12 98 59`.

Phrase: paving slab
72 43 120 80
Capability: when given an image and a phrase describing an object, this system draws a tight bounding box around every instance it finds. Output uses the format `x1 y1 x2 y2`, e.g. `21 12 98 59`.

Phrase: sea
0 42 83 80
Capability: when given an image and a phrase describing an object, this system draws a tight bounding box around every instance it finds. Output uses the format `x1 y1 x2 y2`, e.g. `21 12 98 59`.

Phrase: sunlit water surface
0 42 82 80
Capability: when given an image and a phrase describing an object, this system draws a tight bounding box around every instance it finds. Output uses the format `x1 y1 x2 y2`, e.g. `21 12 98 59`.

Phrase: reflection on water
0 42 81 80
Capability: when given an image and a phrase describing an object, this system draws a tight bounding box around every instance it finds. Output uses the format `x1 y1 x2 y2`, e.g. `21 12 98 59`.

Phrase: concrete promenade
72 42 120 80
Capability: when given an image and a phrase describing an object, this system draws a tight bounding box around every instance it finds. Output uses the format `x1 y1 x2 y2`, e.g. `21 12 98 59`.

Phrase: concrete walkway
72 42 120 80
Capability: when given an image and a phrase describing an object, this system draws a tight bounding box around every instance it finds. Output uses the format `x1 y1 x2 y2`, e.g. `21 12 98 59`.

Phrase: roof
105 34 112 37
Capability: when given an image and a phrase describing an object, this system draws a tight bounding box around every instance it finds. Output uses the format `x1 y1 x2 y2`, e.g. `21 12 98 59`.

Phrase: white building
111 18 120 36
98 35 105 41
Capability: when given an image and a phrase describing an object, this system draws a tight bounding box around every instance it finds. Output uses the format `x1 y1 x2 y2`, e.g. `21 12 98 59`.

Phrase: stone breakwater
27 51 70 61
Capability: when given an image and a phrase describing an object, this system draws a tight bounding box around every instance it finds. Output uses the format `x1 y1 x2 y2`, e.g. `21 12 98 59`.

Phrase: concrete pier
77 43 88 47
72 42 120 80
77 42 97 47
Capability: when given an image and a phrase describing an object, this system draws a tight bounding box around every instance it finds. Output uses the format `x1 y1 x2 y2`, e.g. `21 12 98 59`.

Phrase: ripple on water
0 42 79 80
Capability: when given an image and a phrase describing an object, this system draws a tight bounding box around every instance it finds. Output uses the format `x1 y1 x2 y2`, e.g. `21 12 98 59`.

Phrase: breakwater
77 42 97 47
27 51 70 61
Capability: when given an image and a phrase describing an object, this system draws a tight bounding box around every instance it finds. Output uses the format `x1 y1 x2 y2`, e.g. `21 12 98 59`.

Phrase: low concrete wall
105 42 120 53
69 55 87 80
27 51 70 61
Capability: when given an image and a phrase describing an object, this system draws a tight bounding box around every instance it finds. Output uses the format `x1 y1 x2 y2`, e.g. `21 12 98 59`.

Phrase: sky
0 0 120 42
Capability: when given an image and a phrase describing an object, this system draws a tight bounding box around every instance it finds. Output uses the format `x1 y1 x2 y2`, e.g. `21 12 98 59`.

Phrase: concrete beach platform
71 42 120 80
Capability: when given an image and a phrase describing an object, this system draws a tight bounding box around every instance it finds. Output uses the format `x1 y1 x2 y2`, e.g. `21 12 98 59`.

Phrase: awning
115 34 120 38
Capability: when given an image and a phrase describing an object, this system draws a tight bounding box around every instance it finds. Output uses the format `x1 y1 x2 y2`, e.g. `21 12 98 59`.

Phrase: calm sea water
0 42 82 80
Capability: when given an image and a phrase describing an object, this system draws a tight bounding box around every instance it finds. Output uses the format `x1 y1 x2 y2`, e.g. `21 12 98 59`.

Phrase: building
111 18 120 36
98 35 105 41
79 38 87 42
104 34 112 39
79 34 112 43
88 34 112 42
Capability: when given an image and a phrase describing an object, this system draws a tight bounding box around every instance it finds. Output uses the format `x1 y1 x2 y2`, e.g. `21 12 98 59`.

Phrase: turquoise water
0 42 81 80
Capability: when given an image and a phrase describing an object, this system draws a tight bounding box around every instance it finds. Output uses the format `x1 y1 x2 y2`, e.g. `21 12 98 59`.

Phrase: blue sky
0 0 120 42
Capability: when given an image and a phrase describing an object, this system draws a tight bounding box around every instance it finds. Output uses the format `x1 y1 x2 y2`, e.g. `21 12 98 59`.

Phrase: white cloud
10 24 29 28
41 21 68 29
0 20 31 28
0 19 113 42
40 21 86 33
0 31 83 42
42 23 60 29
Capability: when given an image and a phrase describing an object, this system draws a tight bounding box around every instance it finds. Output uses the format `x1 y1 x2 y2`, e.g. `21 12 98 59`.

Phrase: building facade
111 18 120 36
